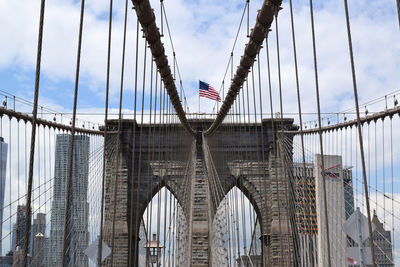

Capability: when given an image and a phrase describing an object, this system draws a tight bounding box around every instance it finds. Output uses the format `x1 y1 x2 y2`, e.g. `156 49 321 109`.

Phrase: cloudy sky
0 0 399 264
1 0 399 122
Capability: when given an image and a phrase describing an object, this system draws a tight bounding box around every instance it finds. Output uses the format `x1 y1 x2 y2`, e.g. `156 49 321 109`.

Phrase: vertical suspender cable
133 39 148 266
162 101 169 267
396 0 400 30
250 61 263 265
234 99 241 262
167 191 172 266
223 188 231 266
343 0 376 265
242 80 249 257
390 117 394 254
23 0 45 266
17 120 20 208
9 116 12 253
265 37 276 265
156 75 163 257
382 120 385 225
172 197 177 266
247 0 250 37
274 13 296 265
256 52 266 263
42 123 46 215
145 58 154 267
160 0 164 36
308 1 332 266
289 0 314 264
368 121 370 197
272 17 286 265
128 13 140 267
150 69 159 251
98 0 113 264
37 122 41 214
110 0 128 264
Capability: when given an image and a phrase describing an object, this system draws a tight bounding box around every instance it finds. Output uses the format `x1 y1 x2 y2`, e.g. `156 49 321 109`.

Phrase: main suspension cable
205 0 282 136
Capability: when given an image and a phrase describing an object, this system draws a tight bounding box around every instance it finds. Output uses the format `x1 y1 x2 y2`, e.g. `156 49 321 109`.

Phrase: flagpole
198 80 200 117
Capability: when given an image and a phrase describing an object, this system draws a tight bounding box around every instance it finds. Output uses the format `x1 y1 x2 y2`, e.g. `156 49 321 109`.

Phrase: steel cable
98 0 113 264
308 0 332 265
205 0 282 135
109 0 129 264
343 0 377 264
288 1 314 263
22 0 46 265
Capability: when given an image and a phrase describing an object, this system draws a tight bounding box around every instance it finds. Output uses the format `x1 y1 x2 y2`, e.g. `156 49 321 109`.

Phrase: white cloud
1 0 399 117
1 0 399 262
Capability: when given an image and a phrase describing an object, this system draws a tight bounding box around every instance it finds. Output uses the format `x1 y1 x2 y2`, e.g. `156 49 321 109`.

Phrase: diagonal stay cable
211 1 249 113
308 0 332 265
343 0 377 265
22 0 46 264
131 0 195 136
204 0 282 136
61 0 86 266
288 0 315 264
160 3 189 104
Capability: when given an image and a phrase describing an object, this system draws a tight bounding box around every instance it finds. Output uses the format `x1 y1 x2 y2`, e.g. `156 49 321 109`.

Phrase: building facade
372 212 394 266
31 213 46 267
11 224 16 253
15 206 28 252
293 155 357 267
343 168 355 220
293 162 318 267
0 251 13 267
47 134 90 267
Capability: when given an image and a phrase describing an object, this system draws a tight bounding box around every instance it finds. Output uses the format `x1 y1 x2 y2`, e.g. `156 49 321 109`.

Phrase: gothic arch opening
139 186 188 266
212 186 262 266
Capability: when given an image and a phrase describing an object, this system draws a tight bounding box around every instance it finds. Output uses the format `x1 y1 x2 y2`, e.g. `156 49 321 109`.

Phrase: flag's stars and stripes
199 80 221 102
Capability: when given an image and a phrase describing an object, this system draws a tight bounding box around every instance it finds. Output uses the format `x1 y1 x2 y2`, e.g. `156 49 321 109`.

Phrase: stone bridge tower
102 118 299 266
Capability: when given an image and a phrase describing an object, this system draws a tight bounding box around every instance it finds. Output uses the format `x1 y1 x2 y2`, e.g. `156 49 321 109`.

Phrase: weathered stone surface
101 119 298 266
189 157 211 266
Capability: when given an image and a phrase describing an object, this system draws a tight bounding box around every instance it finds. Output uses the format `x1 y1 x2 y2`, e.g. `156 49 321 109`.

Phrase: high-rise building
372 212 394 266
31 213 46 267
344 210 394 266
293 155 355 267
0 251 13 267
0 137 7 255
293 162 318 267
12 246 30 267
43 237 49 267
15 205 29 252
314 155 347 266
11 224 16 253
236 255 262 266
48 134 89 267
343 168 355 219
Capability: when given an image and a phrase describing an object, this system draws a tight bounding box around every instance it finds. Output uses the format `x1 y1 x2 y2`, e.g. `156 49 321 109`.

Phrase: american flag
199 80 221 102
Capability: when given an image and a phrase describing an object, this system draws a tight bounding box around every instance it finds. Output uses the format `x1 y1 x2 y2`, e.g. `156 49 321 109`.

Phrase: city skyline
0 0 398 265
